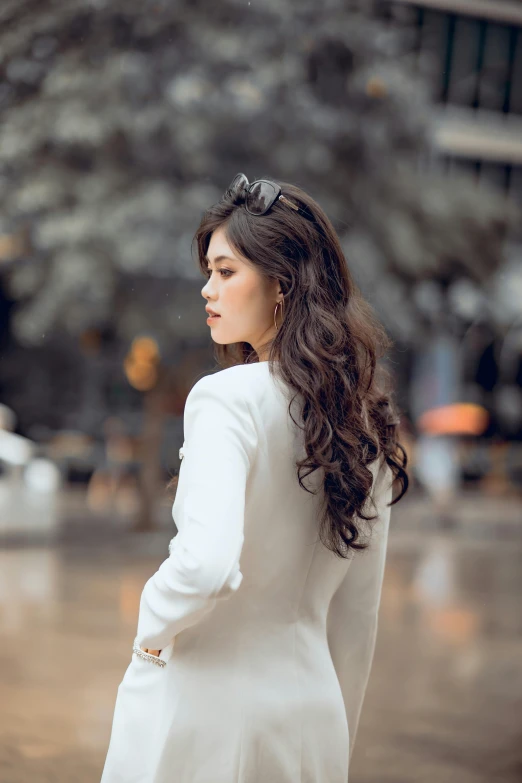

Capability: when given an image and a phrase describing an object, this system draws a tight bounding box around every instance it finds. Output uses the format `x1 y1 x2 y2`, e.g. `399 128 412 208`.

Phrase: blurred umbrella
418 403 490 436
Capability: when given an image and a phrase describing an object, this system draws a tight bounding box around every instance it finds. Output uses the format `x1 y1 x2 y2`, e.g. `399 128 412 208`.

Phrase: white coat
100 361 393 783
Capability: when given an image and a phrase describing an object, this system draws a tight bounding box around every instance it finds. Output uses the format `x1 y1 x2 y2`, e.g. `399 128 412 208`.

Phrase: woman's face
201 226 282 360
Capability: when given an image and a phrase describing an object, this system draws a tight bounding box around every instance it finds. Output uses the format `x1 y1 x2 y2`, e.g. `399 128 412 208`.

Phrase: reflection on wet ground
0 517 521 782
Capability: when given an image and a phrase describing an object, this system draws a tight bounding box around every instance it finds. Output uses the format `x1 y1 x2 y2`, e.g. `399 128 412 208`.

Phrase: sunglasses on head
223 173 314 221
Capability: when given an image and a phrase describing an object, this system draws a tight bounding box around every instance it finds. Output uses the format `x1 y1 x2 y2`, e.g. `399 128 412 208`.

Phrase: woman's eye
205 269 233 278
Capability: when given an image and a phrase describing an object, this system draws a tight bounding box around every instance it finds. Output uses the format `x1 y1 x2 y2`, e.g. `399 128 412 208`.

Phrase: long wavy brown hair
172 175 409 559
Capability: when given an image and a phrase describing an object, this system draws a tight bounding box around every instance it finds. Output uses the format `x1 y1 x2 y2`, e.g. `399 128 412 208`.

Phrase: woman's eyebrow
205 254 236 265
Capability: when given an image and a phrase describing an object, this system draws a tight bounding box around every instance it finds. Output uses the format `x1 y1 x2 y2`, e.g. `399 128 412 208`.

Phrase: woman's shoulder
188 363 270 400
182 365 262 463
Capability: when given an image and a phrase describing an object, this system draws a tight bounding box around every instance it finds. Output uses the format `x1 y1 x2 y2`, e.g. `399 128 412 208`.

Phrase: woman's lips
207 314 221 323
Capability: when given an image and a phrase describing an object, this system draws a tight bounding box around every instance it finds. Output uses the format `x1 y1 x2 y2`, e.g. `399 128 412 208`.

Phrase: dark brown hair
173 176 409 558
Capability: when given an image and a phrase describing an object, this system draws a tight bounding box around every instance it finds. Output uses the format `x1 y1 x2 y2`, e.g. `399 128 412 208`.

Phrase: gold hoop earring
274 298 284 331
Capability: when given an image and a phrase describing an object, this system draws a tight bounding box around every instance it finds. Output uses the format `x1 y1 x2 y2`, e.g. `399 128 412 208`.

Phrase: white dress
100 362 393 783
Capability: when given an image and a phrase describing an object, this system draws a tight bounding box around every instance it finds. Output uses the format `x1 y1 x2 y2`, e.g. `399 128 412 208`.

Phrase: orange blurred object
124 355 158 391
131 336 160 363
418 403 489 436
123 336 161 391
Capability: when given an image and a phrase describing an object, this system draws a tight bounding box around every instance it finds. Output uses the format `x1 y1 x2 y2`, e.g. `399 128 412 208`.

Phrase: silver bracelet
132 640 167 668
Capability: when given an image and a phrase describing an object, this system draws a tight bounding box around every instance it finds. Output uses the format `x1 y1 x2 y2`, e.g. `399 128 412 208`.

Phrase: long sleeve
326 461 393 768
134 372 258 651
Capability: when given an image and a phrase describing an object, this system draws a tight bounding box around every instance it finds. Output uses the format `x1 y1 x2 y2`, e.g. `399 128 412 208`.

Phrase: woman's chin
210 333 229 345
211 331 243 346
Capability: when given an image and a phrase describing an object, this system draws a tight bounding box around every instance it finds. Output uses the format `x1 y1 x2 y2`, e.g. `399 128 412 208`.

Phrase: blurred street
0 491 521 783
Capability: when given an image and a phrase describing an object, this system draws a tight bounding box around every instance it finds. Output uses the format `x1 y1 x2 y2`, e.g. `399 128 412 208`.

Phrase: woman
100 173 408 783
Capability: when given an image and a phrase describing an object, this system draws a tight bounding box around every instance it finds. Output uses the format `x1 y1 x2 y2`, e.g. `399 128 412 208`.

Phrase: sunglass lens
246 181 278 215
224 173 248 201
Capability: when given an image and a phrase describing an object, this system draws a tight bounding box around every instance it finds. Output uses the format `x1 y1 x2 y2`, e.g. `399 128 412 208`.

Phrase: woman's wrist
140 646 161 656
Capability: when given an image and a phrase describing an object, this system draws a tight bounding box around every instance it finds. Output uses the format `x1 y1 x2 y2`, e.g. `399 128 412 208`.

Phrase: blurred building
388 0 522 201
380 0 522 492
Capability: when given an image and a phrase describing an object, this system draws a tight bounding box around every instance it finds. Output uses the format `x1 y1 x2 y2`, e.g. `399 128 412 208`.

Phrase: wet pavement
0 493 521 782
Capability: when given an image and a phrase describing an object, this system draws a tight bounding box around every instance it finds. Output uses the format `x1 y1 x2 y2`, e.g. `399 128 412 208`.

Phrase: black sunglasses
224 173 313 220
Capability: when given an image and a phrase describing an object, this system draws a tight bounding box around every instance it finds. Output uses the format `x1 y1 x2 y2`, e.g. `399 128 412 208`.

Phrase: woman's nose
202 281 215 297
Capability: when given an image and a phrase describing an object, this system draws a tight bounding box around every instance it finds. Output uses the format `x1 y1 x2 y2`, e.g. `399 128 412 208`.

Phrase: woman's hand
140 646 161 657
